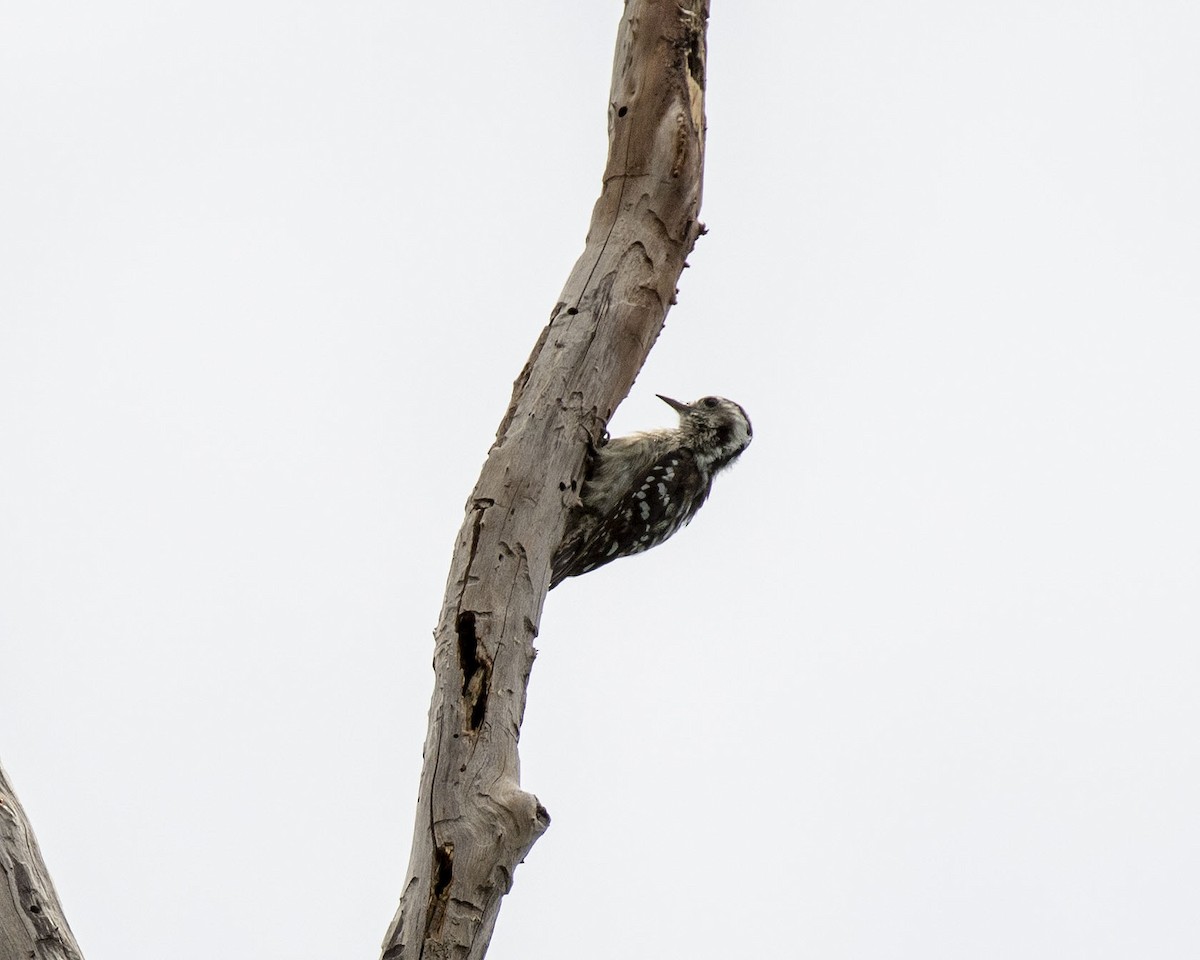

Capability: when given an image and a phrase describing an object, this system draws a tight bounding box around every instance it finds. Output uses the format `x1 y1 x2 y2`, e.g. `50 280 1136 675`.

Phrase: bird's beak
656 394 692 413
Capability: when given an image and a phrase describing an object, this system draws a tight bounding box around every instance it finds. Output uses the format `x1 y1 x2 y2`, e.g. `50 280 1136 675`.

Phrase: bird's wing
550 447 709 588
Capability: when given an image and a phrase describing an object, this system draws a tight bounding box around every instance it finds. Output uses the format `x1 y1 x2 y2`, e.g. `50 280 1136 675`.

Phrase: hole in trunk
457 611 491 732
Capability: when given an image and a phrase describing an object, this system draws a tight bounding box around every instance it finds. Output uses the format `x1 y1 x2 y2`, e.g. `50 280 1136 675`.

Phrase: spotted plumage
550 394 752 588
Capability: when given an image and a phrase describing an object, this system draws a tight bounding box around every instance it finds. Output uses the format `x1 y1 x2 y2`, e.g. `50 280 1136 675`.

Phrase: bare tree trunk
380 3 710 959
0 761 84 960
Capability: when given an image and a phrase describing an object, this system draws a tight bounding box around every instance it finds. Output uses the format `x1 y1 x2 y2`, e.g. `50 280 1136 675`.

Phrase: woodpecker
550 394 752 588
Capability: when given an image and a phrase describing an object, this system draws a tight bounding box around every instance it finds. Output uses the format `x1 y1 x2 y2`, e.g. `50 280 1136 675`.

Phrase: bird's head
657 394 753 471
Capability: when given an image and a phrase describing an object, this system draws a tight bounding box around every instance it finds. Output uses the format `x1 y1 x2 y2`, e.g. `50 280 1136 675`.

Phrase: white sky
2 2 1198 958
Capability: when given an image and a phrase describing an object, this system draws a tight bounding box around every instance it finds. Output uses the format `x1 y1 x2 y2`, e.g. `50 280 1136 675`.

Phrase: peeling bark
381 2 710 958
0 761 85 960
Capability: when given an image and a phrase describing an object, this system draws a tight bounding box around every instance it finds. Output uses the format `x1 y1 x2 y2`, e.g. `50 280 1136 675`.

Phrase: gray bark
0 761 84 960
380 2 710 959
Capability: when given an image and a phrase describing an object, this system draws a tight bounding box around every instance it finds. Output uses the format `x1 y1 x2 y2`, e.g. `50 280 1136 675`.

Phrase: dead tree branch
0 760 85 960
381 2 711 958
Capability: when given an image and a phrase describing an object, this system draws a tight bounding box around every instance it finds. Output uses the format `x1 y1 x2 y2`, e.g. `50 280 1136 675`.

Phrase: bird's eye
702 396 719 408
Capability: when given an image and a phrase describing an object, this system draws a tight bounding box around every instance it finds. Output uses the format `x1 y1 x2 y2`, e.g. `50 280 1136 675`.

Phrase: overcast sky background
2 2 1198 958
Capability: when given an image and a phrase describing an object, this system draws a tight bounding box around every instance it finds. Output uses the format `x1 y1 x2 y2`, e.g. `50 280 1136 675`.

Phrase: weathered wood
0 761 85 960
381 2 710 958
